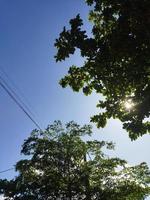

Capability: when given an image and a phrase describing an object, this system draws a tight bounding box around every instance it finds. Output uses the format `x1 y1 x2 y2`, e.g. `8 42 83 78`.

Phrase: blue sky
0 1 150 198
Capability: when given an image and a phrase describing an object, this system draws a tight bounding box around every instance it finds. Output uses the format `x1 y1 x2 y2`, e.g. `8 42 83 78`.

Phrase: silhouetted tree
55 0 150 140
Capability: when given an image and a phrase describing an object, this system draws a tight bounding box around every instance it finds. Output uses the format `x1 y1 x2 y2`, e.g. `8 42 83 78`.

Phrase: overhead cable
0 66 39 119
0 167 14 174
0 78 42 131
0 74 37 121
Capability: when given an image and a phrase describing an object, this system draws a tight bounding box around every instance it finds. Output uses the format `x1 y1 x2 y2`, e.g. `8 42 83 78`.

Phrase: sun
124 99 134 110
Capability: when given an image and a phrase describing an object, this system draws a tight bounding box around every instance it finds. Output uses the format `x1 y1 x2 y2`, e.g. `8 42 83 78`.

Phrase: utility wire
0 66 39 119
0 167 14 174
0 75 37 121
0 79 42 131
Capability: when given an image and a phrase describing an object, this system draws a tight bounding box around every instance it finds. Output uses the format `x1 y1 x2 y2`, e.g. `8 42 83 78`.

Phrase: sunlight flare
124 99 134 110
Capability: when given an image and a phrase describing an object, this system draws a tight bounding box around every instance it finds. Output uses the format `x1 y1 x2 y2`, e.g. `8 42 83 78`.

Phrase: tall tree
0 121 150 199
55 0 150 140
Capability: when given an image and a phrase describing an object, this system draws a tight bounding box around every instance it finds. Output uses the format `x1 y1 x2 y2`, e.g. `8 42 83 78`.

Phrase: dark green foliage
0 121 150 199
55 0 150 140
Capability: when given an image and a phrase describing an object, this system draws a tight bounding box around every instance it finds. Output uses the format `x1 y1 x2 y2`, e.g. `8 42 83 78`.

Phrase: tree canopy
55 0 150 140
0 121 150 199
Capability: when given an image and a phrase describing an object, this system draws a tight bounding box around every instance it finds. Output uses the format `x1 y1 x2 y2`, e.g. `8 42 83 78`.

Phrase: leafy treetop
0 121 150 199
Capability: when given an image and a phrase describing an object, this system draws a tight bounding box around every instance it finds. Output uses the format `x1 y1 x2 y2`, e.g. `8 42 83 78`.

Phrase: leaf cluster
55 0 150 139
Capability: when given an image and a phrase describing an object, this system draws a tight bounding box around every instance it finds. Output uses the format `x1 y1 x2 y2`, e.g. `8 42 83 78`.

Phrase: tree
0 121 150 199
54 0 150 140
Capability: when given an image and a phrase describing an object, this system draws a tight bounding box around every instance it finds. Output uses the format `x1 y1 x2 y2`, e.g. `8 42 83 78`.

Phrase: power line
0 66 39 119
0 75 37 121
0 79 42 131
0 167 14 174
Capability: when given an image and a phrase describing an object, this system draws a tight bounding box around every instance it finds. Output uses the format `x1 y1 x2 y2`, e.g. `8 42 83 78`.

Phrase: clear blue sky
0 1 150 198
